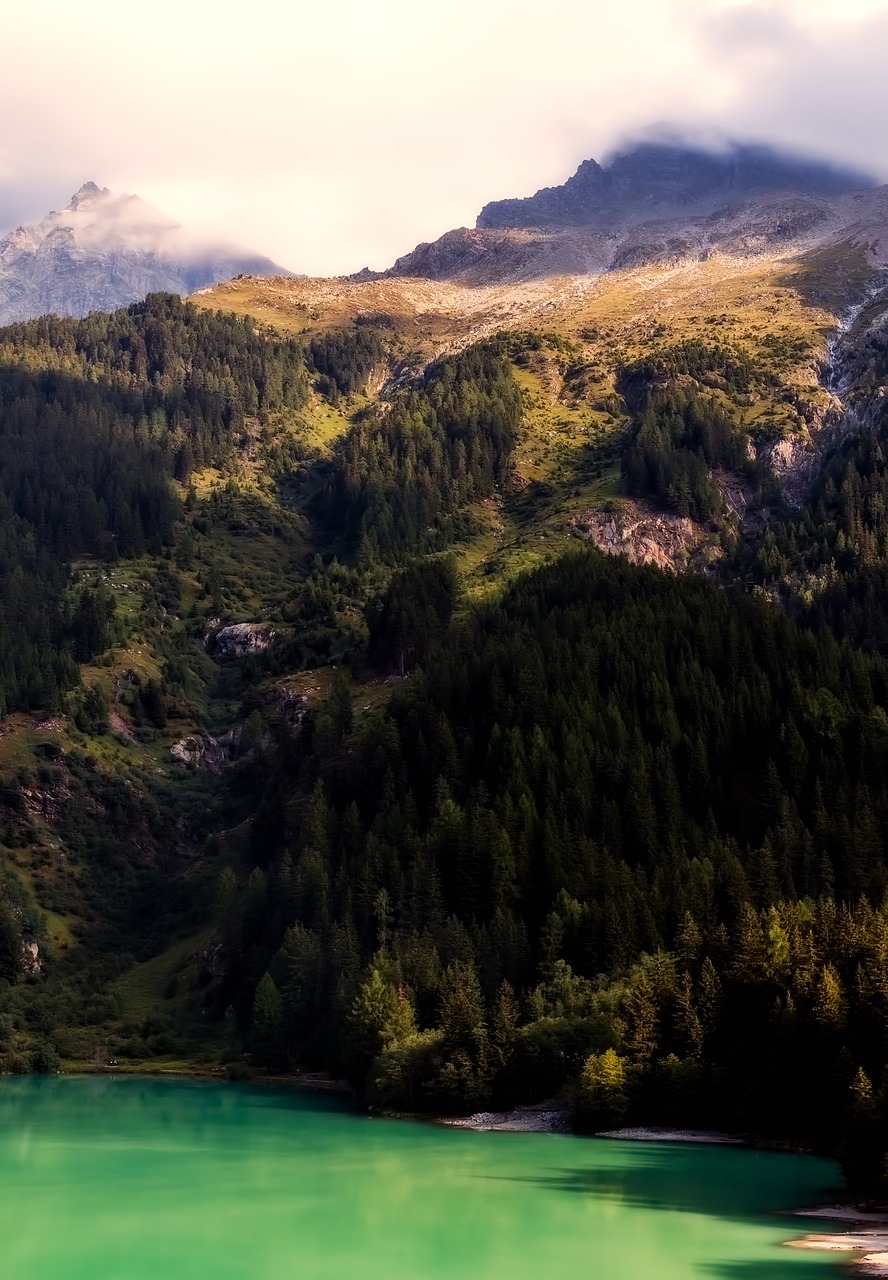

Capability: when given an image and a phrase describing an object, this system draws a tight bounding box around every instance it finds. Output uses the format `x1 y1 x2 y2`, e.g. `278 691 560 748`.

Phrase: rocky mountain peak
477 141 876 231
0 183 291 325
68 181 109 209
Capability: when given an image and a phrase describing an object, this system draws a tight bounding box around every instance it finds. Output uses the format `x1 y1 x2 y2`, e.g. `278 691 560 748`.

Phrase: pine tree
251 973 285 1071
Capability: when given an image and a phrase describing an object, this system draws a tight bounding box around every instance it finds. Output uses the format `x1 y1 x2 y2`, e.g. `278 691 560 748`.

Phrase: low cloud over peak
0 182 290 324
0 0 885 275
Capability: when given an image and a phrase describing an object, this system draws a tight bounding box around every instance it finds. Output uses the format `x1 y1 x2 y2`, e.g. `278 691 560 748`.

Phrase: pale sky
1 0 886 275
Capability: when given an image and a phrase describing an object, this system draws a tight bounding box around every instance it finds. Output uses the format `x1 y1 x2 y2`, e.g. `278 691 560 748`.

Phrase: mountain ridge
371 142 885 287
477 141 877 230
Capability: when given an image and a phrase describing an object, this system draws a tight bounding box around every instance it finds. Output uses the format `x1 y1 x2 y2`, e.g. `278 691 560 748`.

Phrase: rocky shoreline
595 1126 743 1144
442 1103 570 1133
441 1113 751 1142
787 1208 888 1276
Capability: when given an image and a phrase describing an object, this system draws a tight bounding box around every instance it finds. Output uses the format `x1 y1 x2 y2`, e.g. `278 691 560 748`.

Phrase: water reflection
0 1078 845 1280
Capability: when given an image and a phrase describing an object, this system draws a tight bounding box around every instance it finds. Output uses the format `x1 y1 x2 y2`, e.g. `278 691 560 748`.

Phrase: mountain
0 182 290 324
3 138 888 1188
477 141 876 230
381 142 885 284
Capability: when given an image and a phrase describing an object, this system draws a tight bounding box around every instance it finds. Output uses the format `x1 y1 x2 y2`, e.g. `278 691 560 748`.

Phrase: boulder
210 622 278 658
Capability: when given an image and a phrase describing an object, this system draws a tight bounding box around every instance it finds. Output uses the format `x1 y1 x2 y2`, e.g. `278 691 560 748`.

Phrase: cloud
703 5 800 60
696 5 888 179
0 0 885 275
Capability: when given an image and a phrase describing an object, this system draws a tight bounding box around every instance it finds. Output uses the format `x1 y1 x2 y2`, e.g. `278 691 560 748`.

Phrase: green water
0 1077 843 1280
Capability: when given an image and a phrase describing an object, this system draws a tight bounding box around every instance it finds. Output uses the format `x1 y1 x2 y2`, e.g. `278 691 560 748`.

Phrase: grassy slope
197 251 845 592
2 241 876 1071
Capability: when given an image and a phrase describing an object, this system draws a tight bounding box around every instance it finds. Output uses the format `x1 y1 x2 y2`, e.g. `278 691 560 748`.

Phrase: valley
1 142 888 1206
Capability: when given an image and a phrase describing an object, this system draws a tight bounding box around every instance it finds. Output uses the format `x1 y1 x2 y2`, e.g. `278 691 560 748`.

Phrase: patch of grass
114 925 216 1024
780 240 878 314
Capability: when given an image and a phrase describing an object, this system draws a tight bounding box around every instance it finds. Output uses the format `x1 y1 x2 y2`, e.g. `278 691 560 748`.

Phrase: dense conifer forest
0 295 306 713
619 341 771 520
327 341 522 560
2 292 888 1198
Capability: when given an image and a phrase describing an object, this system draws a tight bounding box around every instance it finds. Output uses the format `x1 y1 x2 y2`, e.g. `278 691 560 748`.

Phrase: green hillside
0 252 887 1195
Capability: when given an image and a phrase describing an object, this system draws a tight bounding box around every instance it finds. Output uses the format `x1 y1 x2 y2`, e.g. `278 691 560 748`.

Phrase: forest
219 552 888 1187
619 340 770 521
0 294 307 713
326 340 522 560
2 298 888 1199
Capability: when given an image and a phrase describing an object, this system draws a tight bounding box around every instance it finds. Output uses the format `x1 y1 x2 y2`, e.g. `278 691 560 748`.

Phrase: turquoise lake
0 1077 845 1279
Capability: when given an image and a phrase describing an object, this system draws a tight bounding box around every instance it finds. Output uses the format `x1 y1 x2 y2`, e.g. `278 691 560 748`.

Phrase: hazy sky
1 0 886 275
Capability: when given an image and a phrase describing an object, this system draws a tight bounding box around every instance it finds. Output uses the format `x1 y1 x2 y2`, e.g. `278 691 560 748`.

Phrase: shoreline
441 1103 571 1133
787 1208 888 1276
595 1126 743 1145
38 1070 888 1271
441 1113 749 1142
54 1062 354 1094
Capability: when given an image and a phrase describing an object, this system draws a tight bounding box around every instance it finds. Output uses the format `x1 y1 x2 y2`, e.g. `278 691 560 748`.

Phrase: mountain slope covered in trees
0 158 888 1195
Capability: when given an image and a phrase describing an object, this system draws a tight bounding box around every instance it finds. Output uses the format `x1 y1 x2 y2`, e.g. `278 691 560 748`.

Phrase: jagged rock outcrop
170 737 246 773
209 622 278 658
268 681 309 729
760 434 820 507
0 182 290 324
477 142 874 231
381 143 888 287
169 735 229 774
384 227 607 283
20 941 42 976
573 500 720 572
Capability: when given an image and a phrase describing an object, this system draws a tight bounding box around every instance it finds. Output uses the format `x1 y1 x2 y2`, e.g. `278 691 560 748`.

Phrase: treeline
326 342 521 561
618 340 759 403
0 293 308 457
0 293 308 713
572 896 888 1168
0 293 308 529
213 550 888 1157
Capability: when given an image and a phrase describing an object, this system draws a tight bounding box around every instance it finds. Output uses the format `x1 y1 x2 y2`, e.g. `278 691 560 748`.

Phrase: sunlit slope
194 246 857 424
192 244 869 582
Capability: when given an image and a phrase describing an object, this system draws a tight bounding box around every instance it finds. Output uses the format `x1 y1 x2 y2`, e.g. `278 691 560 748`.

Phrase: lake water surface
0 1077 845 1280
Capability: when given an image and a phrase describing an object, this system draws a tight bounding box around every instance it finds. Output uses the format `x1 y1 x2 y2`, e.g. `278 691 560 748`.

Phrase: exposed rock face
380 142 888 287
209 622 278 658
832 285 888 431
477 142 874 231
268 681 309 729
20 941 42 976
169 735 229 774
760 434 820 507
21 778 69 823
385 227 606 283
0 182 290 324
573 500 719 573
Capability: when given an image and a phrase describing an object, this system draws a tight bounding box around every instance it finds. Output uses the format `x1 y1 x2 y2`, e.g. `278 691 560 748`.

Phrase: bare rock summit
476 141 876 230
